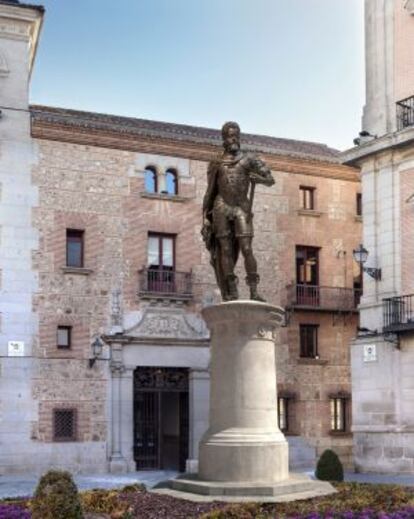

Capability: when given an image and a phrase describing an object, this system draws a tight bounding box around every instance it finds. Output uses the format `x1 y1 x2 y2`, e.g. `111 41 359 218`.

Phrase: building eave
30 105 360 182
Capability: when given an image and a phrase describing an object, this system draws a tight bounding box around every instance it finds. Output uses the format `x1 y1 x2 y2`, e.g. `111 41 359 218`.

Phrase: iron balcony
383 294 414 333
287 284 361 312
397 95 414 130
138 268 193 300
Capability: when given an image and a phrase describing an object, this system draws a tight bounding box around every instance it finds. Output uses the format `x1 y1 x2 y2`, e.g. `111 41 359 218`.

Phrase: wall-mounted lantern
89 337 103 368
352 244 382 281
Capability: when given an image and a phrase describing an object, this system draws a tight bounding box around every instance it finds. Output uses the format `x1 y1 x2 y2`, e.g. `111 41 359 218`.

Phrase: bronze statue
202 122 275 301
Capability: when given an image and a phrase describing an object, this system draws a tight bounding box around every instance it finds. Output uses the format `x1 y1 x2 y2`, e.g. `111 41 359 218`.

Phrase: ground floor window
278 397 289 432
53 408 77 441
330 394 350 433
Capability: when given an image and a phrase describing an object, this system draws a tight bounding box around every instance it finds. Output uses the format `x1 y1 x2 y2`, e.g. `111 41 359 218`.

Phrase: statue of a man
201 122 275 301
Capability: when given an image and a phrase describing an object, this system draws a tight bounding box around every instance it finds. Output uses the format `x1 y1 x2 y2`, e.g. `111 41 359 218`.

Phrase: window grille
53 408 77 441
330 397 347 432
278 397 289 432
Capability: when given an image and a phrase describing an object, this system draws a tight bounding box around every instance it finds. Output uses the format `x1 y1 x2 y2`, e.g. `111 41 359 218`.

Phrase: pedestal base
199 428 288 483
167 473 335 501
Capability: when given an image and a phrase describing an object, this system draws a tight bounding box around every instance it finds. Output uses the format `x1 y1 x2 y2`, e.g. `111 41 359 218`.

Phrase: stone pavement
1 469 414 499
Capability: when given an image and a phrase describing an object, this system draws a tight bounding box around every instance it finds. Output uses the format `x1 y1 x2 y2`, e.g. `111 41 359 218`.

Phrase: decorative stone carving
0 52 8 76
405 0 414 14
123 305 209 341
0 21 32 41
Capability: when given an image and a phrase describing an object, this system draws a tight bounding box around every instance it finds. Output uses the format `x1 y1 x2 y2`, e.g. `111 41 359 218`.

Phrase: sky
30 0 365 151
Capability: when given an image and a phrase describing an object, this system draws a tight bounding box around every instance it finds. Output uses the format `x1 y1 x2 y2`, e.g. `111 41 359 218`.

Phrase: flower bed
0 482 414 519
0 499 31 519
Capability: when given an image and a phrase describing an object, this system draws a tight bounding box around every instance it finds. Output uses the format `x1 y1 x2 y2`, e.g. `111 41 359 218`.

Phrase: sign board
363 344 377 362
8 341 25 357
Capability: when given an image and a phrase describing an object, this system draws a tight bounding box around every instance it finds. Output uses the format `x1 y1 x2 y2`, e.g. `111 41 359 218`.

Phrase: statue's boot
224 274 239 301
246 273 266 302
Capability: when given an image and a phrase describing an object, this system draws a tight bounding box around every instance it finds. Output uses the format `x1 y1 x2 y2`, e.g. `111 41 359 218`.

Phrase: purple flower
0 502 30 519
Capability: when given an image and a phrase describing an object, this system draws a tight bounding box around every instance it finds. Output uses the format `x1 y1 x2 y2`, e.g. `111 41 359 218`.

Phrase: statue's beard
225 142 240 153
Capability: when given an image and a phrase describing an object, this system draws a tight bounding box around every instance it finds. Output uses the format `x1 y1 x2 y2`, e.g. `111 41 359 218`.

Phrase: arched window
144 166 157 193
165 168 178 195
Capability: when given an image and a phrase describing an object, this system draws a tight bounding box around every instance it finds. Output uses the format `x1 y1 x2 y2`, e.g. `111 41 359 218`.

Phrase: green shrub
31 470 84 519
315 448 344 482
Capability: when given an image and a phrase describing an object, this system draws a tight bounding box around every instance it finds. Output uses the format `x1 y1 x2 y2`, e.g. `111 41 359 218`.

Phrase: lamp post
352 244 381 281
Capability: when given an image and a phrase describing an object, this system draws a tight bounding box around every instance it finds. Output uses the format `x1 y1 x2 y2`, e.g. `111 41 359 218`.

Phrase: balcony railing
287 284 361 312
383 294 414 333
138 268 192 299
397 95 414 130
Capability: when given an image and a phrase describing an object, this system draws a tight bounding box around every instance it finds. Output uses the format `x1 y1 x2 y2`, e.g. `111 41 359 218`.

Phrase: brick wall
31 134 360 467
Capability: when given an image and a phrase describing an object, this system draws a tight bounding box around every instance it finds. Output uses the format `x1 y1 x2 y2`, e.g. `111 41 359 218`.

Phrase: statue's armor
213 155 253 239
215 155 250 211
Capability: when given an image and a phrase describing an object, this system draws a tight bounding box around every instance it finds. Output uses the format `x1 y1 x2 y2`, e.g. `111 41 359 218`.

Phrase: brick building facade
0 1 361 474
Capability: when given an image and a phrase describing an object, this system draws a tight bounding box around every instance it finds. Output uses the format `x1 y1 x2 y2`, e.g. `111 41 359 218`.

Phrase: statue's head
221 121 240 153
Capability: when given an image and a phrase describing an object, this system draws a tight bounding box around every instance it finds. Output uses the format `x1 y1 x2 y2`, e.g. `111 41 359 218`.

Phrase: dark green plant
315 448 344 482
31 470 84 519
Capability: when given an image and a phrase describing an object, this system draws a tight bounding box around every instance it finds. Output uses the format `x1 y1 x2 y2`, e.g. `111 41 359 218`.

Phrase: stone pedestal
199 301 288 483
169 301 335 500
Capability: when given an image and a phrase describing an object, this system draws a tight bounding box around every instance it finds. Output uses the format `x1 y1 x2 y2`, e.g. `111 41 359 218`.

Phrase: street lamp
89 337 103 368
352 244 381 281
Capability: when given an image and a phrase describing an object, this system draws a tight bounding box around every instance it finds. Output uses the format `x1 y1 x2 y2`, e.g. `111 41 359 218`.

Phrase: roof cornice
30 105 359 182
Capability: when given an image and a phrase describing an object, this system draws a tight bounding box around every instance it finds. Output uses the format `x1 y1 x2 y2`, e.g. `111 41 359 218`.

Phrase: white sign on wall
363 344 377 362
8 341 25 357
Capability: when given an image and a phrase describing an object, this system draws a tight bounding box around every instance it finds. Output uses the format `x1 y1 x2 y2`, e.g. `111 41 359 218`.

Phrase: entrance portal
133 367 189 471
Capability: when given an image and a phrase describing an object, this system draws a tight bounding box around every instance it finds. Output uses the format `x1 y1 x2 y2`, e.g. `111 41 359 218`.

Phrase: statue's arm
202 160 219 218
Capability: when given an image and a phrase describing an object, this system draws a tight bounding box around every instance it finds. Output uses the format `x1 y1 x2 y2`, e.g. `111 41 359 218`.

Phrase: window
300 186 315 210
296 246 319 305
165 168 178 195
145 166 157 194
147 233 176 292
57 326 71 349
278 397 289 432
296 246 319 285
300 324 319 358
330 397 348 432
66 229 84 268
53 408 76 441
356 193 362 216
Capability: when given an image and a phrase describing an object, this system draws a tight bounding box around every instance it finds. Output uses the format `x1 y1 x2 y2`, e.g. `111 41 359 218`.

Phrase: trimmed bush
316 448 344 482
31 470 84 519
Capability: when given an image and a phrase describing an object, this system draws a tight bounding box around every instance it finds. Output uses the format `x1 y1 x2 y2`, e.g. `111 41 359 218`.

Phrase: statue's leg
218 236 239 301
239 236 265 302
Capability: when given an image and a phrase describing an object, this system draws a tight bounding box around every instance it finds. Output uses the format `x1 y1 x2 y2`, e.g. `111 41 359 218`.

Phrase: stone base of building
354 432 414 473
168 473 335 500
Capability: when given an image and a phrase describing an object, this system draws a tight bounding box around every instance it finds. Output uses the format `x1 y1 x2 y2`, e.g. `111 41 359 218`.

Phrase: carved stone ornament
124 305 209 341
0 52 9 76
405 0 414 14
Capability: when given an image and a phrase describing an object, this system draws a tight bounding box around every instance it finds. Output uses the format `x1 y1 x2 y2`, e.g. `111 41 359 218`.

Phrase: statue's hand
201 219 212 243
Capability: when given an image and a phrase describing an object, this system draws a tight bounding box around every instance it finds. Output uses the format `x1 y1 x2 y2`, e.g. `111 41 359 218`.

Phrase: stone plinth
199 301 287 483
168 301 335 499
